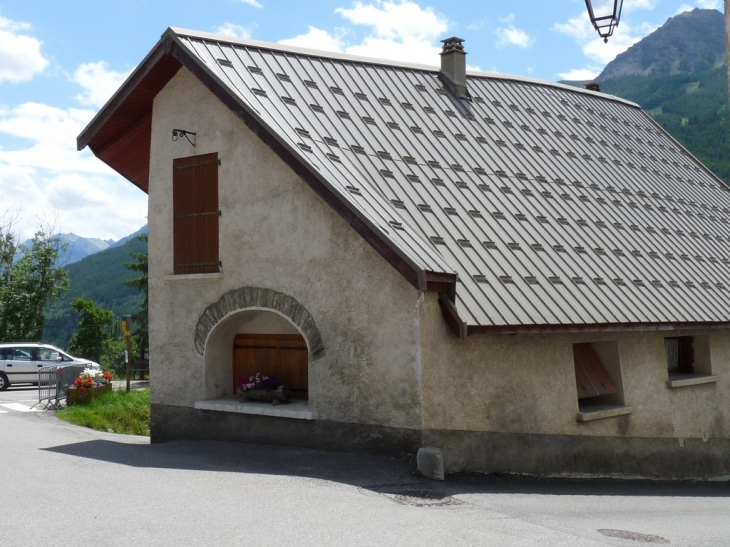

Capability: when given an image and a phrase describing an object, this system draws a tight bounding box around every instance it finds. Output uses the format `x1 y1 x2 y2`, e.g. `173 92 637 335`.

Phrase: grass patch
56 388 150 436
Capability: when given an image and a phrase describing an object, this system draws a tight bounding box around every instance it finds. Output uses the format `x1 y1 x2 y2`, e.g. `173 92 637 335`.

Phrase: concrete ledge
667 374 718 389
577 405 633 423
164 272 224 281
195 396 313 420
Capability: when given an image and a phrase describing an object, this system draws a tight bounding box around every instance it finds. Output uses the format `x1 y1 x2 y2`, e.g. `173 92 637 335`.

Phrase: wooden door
233 334 308 399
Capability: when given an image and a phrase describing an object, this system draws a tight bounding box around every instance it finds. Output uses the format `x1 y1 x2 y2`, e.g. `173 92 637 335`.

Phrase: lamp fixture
584 0 624 42
172 128 196 147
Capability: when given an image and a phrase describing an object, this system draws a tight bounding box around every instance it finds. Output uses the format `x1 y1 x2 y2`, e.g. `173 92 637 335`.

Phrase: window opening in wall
664 335 712 382
665 336 693 374
233 334 308 400
172 152 220 274
573 341 626 415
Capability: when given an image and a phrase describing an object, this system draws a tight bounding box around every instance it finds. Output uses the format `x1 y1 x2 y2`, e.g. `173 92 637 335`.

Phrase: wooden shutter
233 334 309 399
173 153 219 274
573 343 617 399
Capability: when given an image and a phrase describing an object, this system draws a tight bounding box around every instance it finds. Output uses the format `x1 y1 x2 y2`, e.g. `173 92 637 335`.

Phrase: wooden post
123 315 132 392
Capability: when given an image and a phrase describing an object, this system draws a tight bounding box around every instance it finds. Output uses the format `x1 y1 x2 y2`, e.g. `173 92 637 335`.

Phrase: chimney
439 37 468 99
584 81 601 92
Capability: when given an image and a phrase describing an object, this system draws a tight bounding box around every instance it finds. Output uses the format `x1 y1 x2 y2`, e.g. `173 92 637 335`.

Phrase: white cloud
335 1 447 41
215 22 255 39
466 19 488 31
280 0 449 66
72 62 133 108
495 25 534 49
0 14 49 84
553 12 657 76
557 67 602 81
233 0 263 7
279 26 346 52
0 99 146 240
0 164 146 241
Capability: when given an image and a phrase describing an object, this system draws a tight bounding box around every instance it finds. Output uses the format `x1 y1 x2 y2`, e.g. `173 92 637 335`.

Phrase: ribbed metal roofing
173 29 730 328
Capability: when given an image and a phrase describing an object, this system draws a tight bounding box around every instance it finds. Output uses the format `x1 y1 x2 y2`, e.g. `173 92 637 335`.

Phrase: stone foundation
151 404 730 479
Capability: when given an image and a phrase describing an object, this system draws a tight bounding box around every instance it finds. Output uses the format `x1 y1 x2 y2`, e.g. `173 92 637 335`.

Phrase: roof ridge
168 27 638 109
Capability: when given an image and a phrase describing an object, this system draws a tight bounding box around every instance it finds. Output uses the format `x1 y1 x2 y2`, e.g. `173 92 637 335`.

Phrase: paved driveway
1 410 729 547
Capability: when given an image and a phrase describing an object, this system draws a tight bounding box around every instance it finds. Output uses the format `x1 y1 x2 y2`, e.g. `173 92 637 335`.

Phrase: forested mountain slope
43 235 147 348
566 9 730 185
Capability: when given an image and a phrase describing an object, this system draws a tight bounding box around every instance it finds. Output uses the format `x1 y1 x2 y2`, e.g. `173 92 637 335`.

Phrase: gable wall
147 68 424 430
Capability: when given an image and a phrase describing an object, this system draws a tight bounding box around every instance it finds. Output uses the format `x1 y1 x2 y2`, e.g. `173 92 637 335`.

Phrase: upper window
172 152 220 274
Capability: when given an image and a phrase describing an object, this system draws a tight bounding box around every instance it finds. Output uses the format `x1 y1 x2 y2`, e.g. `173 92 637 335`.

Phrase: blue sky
0 0 723 240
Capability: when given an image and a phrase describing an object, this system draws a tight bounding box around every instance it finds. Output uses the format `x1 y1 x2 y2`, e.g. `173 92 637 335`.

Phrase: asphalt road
1 404 729 547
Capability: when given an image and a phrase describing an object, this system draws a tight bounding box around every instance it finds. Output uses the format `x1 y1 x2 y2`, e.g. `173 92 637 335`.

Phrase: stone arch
195 287 325 358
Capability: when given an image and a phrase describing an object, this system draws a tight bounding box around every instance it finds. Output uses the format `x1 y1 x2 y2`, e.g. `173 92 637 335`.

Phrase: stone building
78 28 730 478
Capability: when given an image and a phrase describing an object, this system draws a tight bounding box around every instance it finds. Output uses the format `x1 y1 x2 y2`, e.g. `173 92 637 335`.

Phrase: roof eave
77 32 175 152
466 321 730 336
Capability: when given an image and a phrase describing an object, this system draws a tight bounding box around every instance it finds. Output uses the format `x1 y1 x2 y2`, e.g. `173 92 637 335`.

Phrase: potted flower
67 369 113 405
235 372 290 404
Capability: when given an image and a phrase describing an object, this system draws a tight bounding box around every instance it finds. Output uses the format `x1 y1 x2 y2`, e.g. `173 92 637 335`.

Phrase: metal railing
38 364 87 409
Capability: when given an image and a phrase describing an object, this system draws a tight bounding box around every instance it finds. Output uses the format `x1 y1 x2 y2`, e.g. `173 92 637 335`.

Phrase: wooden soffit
77 37 183 193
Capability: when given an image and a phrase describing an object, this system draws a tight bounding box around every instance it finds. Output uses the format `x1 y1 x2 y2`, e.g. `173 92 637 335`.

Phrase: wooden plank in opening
573 343 617 399
233 334 308 398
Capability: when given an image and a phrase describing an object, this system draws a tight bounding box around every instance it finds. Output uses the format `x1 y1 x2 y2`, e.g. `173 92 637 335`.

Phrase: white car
0 343 101 390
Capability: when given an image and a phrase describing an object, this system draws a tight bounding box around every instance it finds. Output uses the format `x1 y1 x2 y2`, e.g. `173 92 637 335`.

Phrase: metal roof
82 28 730 330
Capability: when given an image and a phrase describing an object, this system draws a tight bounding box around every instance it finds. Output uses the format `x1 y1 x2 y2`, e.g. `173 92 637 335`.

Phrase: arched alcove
197 288 324 399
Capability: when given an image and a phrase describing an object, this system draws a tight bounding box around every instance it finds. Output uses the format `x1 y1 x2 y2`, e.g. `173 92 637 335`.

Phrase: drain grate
382 489 464 507
598 529 670 544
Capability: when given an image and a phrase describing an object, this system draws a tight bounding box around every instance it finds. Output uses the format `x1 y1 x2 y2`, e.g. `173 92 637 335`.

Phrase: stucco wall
419 292 730 441
148 68 423 429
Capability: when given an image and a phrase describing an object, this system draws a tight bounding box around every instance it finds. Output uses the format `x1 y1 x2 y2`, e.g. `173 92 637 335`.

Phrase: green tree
0 217 69 342
67 298 113 363
123 233 148 359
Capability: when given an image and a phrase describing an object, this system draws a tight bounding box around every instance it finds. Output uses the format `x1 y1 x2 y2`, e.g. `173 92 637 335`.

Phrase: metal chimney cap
440 37 466 53
584 81 601 92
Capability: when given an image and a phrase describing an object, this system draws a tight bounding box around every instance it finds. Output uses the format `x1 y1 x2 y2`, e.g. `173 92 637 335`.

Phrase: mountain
558 9 730 186
22 225 147 266
592 9 730 185
58 233 113 264
108 224 148 250
599 9 726 81
43 233 147 349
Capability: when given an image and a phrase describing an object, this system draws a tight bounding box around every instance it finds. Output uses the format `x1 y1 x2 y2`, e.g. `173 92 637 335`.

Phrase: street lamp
584 0 624 42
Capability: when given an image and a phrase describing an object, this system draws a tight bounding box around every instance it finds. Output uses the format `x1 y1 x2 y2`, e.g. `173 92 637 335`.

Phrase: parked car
0 343 101 390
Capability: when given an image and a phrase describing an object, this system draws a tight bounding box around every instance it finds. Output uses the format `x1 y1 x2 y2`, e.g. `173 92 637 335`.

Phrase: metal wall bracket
172 128 196 146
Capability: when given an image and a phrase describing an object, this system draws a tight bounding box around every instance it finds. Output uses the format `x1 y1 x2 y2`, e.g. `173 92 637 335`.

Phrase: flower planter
241 385 291 404
67 383 112 405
